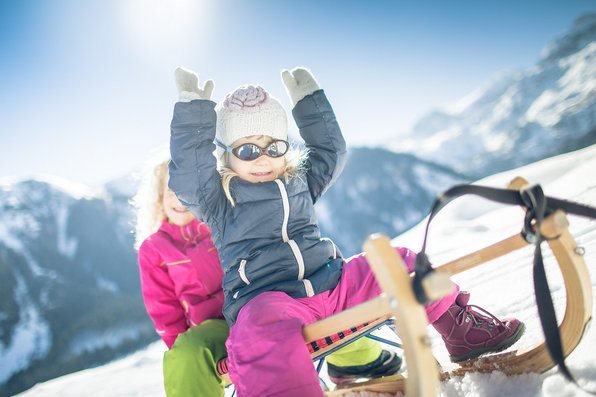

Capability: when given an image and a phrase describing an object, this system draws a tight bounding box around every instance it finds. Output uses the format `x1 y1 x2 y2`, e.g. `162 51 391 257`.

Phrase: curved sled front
307 177 593 396
439 208 593 377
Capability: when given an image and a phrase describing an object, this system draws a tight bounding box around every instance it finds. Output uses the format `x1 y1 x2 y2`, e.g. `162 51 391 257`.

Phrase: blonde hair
132 154 170 249
219 142 308 206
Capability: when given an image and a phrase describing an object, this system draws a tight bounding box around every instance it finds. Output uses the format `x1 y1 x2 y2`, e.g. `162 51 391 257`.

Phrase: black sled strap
414 183 596 394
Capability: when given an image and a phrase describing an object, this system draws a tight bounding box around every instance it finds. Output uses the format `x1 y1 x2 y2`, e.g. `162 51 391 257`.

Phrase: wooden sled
301 177 593 396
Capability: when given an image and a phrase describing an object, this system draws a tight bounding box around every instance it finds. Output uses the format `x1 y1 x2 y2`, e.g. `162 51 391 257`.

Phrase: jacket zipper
274 180 314 296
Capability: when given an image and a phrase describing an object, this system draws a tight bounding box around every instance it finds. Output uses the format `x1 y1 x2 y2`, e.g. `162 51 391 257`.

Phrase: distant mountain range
1 12 595 397
396 12 596 179
0 179 156 397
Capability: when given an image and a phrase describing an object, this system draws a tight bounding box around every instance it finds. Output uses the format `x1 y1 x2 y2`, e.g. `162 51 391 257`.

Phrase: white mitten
281 67 320 107
174 67 214 102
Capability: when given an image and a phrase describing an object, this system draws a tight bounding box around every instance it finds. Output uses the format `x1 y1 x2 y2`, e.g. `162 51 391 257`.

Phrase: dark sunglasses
216 139 289 161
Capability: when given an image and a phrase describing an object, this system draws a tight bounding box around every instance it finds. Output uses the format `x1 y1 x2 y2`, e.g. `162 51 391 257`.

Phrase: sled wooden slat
437 210 570 277
549 230 593 356
437 234 527 276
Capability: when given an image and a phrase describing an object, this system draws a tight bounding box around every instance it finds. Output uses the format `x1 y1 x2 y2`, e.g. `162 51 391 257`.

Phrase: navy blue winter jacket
169 90 348 325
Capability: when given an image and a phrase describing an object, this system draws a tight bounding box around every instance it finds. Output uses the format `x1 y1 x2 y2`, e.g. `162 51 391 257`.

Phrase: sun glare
121 0 211 53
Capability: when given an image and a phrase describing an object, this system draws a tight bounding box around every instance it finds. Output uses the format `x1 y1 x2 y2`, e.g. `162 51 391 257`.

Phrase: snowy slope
15 145 596 397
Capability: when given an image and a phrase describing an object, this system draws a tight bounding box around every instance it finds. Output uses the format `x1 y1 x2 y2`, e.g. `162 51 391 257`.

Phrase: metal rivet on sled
574 246 585 256
525 233 537 244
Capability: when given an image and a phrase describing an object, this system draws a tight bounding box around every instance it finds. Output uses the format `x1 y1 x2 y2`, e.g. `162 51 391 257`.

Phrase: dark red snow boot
432 291 525 362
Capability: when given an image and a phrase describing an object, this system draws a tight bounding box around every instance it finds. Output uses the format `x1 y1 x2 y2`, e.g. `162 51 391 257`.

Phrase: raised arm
282 67 347 203
168 67 226 232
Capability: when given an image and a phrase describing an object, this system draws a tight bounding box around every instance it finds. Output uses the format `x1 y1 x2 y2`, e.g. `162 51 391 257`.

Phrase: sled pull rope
414 183 596 302
415 182 596 394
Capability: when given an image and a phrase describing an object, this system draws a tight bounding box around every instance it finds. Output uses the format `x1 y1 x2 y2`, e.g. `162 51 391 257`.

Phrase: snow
527 42 596 126
445 72 520 115
0 274 51 385
54 198 78 258
412 164 460 199
68 326 143 356
14 145 596 396
0 212 39 253
0 175 100 201
95 275 120 294
15 342 168 397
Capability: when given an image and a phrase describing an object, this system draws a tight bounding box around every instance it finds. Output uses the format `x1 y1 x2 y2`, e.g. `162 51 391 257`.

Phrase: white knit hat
216 85 288 147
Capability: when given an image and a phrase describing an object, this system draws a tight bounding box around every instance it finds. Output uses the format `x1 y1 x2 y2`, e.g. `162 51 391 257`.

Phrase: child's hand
281 67 320 107
175 67 214 102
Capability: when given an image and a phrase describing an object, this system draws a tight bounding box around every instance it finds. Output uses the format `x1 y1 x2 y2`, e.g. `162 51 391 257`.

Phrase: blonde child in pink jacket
135 158 227 396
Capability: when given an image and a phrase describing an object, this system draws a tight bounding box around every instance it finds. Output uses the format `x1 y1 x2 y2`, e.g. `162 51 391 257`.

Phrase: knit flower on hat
223 85 269 110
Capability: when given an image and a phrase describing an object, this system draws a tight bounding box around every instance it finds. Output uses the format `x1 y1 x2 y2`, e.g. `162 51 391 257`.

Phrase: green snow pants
163 319 229 397
163 318 383 396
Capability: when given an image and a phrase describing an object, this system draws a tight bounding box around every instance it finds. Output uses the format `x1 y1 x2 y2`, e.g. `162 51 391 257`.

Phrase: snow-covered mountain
15 144 596 397
0 177 156 397
396 13 596 179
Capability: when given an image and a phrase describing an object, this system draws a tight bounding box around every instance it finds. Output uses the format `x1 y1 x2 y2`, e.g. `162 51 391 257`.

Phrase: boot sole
450 322 526 363
328 352 402 384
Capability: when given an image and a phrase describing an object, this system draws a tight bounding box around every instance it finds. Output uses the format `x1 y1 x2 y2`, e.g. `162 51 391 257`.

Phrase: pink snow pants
225 247 459 397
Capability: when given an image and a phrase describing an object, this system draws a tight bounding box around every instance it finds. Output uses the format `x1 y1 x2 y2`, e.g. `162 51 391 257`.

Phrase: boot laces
456 304 506 330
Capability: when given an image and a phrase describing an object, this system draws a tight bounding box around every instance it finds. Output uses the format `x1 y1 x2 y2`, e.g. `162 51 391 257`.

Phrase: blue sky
0 0 594 186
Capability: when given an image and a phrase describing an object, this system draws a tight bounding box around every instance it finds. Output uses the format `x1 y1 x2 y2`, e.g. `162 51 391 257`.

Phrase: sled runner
218 177 595 396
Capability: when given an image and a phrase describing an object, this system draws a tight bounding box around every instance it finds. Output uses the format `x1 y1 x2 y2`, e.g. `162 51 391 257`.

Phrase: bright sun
120 0 211 53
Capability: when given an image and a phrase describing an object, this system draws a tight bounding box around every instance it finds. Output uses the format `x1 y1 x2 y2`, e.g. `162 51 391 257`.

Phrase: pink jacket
138 219 225 348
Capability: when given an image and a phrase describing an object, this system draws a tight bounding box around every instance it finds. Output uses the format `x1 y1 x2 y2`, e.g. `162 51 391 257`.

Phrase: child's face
163 186 195 226
228 135 286 183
